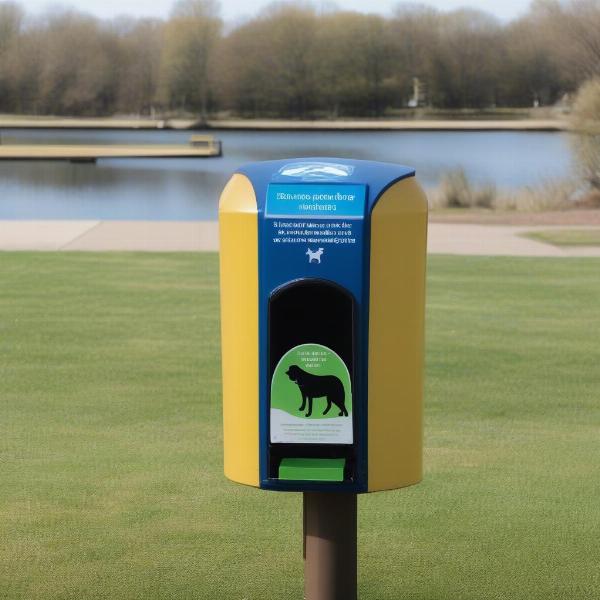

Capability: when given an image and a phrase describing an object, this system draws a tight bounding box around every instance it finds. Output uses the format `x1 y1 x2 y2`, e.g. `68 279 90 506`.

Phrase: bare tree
388 5 440 107
500 10 565 106
0 0 598 118
114 18 163 115
219 3 318 118
159 0 222 120
428 9 502 108
533 0 600 81
217 17 272 116
0 1 24 110
315 11 372 117
0 1 22 51
35 10 119 115
571 78 600 189
259 3 318 117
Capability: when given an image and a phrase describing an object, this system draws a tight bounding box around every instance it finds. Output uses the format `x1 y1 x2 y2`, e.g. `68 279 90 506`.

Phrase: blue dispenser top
237 157 415 213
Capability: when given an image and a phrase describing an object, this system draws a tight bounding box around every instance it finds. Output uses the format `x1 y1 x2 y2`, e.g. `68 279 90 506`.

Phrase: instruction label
270 344 353 445
267 184 366 218
270 219 357 246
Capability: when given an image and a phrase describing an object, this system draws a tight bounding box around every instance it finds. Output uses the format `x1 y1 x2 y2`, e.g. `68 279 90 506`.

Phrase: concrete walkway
0 221 218 251
1 220 600 257
427 224 600 257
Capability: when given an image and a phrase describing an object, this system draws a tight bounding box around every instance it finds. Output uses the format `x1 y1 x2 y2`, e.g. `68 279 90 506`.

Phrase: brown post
303 492 357 600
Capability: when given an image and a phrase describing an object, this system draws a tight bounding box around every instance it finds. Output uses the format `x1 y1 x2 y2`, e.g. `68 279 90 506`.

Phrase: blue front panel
263 182 366 291
237 158 415 493
261 183 368 492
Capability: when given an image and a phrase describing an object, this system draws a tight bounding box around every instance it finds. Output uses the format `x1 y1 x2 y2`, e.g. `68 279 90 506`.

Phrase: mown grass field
1 253 599 600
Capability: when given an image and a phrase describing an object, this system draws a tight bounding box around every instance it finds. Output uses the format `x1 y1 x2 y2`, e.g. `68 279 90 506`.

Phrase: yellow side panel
368 177 428 492
219 174 259 487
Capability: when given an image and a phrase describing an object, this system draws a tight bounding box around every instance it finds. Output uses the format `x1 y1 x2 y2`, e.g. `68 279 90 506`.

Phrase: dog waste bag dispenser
219 158 427 493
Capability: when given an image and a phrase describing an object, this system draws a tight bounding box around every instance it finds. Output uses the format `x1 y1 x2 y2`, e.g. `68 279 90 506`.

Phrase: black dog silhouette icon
285 364 349 418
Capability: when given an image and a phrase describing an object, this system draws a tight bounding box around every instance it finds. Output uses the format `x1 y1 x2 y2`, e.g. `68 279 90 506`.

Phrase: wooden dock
0 141 222 162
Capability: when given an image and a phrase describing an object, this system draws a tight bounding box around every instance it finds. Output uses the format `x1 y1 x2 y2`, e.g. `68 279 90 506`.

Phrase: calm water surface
0 129 573 220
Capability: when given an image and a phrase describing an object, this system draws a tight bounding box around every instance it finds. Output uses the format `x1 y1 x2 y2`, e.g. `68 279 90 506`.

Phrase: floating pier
0 139 222 162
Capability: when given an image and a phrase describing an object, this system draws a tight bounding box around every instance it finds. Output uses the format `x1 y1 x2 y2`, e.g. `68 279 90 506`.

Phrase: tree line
0 0 599 119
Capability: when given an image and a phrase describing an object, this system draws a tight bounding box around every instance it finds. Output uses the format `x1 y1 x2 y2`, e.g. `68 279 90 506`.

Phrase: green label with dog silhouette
270 343 353 445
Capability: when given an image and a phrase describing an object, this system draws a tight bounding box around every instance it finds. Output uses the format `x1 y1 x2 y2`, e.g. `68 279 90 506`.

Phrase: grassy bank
1 253 599 599
523 229 600 246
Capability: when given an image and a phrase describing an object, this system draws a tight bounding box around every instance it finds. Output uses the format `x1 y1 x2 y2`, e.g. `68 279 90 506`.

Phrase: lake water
0 129 574 220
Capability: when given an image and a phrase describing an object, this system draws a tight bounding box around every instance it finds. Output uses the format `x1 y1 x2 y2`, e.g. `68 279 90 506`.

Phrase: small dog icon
286 364 348 418
306 248 324 264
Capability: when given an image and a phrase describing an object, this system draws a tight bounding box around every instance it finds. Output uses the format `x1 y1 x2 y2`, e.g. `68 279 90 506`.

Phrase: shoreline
205 119 568 132
0 115 569 132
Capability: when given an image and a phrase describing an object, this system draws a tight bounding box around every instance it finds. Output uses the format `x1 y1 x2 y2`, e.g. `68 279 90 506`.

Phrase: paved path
0 221 218 251
1 220 599 257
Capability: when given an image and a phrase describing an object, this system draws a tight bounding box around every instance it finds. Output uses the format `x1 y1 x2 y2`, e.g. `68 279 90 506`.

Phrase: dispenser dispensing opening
267 279 357 483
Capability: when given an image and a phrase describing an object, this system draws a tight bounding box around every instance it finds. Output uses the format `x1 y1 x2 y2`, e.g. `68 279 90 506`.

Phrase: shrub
432 169 497 209
495 179 577 212
571 134 600 190
429 170 576 212
572 78 600 128
571 78 600 190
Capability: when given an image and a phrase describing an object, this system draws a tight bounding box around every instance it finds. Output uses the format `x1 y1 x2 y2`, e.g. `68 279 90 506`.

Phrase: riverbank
205 119 568 131
0 114 569 131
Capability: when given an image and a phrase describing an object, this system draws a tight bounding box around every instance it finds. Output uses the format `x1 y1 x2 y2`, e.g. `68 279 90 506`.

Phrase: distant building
408 77 427 108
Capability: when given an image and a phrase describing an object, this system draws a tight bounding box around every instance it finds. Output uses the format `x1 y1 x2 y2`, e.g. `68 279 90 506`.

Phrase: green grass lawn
1 253 599 600
523 229 600 247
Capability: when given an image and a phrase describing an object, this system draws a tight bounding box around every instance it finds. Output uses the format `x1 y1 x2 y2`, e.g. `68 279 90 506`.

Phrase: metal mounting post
303 492 357 600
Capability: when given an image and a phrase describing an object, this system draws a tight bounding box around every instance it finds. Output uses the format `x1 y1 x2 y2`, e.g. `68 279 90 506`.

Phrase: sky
19 0 534 23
